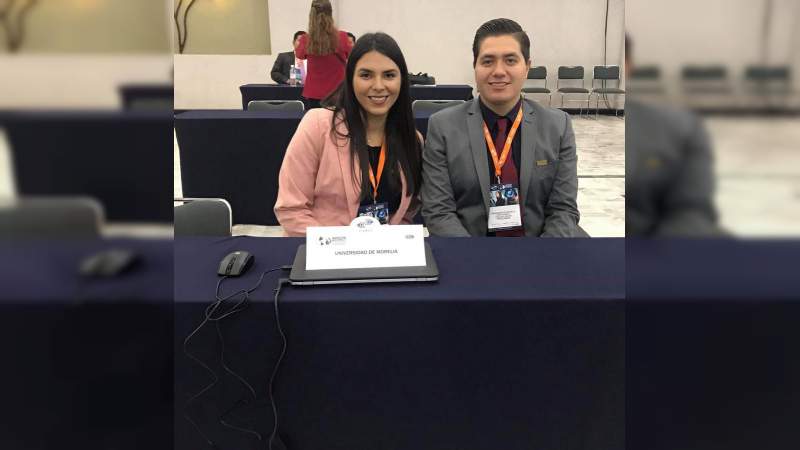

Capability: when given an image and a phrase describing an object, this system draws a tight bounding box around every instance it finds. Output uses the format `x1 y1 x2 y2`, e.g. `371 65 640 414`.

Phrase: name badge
488 183 522 232
357 202 389 225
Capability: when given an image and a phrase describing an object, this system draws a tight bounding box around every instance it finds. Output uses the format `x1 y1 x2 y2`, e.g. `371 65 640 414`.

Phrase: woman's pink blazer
274 107 419 236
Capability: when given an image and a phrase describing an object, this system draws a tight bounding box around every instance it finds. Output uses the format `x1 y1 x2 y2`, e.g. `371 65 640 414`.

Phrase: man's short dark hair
347 32 356 41
293 30 307 42
472 18 531 66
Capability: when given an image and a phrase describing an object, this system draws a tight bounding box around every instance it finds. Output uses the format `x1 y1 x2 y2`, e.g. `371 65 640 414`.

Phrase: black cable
183 283 224 448
209 268 285 441
602 0 612 110
184 267 288 448
216 320 262 441
173 0 184 53
182 0 199 53
268 278 290 450
603 0 609 66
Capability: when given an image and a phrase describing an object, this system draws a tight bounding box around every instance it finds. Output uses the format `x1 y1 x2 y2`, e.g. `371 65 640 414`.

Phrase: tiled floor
574 115 626 237
706 117 800 237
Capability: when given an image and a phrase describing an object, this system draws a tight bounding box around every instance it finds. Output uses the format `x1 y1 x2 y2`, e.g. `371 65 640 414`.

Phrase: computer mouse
218 251 253 276
79 249 139 277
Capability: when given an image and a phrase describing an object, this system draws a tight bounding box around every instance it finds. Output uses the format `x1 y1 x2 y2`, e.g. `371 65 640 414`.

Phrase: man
624 35 723 236
346 32 356 47
271 31 307 85
421 18 582 237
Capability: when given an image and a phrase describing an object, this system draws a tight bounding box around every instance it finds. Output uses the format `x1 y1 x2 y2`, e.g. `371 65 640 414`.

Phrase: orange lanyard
367 140 387 203
482 107 523 184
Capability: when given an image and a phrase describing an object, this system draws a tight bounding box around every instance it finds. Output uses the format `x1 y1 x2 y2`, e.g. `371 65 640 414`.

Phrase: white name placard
305 224 426 270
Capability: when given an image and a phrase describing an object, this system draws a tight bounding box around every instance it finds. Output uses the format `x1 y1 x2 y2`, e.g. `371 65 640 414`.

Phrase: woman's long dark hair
323 32 422 203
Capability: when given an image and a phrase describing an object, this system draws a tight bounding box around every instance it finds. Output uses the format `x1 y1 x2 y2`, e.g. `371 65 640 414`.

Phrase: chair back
247 100 305 112
412 100 465 116
174 198 232 237
0 196 103 239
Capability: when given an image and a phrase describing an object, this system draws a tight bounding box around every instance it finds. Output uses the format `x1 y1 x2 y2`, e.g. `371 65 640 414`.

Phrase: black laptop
289 242 439 286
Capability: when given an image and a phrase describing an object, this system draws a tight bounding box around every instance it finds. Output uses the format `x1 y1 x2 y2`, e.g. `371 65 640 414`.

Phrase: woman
274 32 423 237
294 0 352 108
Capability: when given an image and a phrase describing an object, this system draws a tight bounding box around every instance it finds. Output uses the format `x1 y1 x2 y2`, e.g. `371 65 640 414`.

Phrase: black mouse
218 251 253 276
79 249 139 277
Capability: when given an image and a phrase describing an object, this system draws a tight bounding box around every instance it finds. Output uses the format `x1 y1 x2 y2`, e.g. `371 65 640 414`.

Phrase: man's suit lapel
467 99 491 214
520 99 536 204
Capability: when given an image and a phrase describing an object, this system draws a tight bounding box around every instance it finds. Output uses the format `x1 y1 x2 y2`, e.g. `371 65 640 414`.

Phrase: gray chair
590 65 626 119
743 65 792 110
628 65 665 96
682 65 731 93
681 65 732 109
521 66 551 106
0 196 103 239
247 100 305 112
557 66 590 116
412 99 465 116
174 198 232 237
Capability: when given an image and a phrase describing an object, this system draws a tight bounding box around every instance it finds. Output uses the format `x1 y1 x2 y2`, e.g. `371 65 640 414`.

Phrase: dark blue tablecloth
174 110 305 225
1 110 173 222
174 237 625 450
240 84 473 109
626 239 800 450
0 239 173 303
0 239 173 449
118 84 173 110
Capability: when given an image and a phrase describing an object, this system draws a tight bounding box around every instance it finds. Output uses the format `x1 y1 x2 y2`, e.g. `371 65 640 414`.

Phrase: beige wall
174 0 308 109
0 55 172 109
174 0 271 55
0 1 172 109
627 0 800 95
0 0 170 53
174 0 626 109
338 0 625 100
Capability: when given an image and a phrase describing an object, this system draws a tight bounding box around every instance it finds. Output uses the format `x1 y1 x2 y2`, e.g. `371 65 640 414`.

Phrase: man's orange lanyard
482 107 523 184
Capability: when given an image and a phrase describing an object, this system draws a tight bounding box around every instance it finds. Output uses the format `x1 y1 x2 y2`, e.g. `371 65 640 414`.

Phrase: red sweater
295 30 353 100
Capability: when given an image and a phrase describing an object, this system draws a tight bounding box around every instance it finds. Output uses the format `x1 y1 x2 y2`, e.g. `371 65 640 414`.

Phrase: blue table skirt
174 236 625 450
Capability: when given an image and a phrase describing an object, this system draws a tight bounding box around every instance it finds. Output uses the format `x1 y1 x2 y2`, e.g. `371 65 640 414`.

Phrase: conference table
118 83 173 110
240 83 473 109
174 236 626 450
0 238 173 449
2 236 796 449
1 110 173 222
175 108 441 226
625 238 800 450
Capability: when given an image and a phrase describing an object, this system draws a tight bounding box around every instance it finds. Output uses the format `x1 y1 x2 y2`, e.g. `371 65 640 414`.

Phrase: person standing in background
295 0 353 109
347 32 356 47
271 30 307 85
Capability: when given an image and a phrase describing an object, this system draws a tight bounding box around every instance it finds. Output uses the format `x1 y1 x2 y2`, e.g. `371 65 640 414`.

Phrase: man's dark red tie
493 117 525 237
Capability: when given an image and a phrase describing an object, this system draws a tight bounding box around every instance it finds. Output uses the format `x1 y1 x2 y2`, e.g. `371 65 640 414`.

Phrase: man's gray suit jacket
421 97 582 237
625 100 722 237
